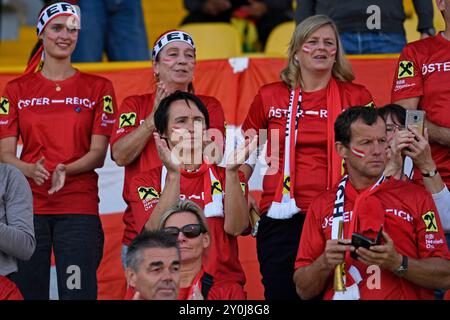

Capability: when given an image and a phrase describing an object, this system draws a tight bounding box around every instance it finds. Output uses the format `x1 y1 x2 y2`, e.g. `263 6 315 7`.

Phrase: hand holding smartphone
350 225 383 259
405 110 425 135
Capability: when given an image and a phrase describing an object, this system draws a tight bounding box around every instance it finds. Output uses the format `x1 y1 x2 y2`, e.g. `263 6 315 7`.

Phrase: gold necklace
41 70 72 92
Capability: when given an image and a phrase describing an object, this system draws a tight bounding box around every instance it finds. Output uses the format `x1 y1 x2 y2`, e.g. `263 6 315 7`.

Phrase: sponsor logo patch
119 112 137 128
0 97 9 115
398 60 414 79
422 211 438 232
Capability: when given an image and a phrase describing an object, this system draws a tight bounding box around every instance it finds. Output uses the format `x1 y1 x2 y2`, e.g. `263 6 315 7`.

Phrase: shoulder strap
200 272 214 300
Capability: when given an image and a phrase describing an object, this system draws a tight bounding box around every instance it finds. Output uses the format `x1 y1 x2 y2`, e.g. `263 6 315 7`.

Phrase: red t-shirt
295 178 450 300
110 93 226 245
130 164 247 286
242 80 373 214
391 34 450 188
0 276 23 300
178 273 247 300
0 71 116 215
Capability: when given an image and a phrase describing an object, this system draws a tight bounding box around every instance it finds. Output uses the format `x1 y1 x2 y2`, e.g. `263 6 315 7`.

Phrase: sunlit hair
158 200 209 234
280 15 354 90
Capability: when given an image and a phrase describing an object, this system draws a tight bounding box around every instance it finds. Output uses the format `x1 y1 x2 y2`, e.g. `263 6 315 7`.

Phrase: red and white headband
152 30 195 61
36 2 80 36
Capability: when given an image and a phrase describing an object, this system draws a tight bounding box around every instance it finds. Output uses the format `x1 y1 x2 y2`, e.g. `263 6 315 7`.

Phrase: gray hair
125 230 180 271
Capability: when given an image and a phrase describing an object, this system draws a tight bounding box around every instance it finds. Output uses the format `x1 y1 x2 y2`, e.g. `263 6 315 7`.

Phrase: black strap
200 272 214 300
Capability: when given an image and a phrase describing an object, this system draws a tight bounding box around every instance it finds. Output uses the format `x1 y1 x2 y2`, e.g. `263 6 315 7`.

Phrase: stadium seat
180 23 242 60
264 21 295 57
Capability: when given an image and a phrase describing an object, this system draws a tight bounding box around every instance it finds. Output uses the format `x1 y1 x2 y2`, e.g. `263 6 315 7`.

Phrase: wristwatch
419 27 436 36
422 168 438 177
394 255 408 277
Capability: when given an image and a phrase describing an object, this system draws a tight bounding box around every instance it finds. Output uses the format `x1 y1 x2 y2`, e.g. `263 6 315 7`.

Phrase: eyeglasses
162 224 205 238
386 124 405 132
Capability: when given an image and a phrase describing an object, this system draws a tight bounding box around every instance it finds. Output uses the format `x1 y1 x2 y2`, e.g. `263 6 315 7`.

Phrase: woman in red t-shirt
109 30 226 259
0 1 116 299
241 15 374 300
159 200 246 300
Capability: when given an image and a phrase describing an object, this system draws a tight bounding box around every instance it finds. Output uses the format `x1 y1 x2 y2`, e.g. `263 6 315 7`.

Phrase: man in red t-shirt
294 107 450 300
124 230 180 300
391 0 450 189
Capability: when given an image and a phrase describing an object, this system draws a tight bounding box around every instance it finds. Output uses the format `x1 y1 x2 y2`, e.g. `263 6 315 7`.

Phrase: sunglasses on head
162 224 205 238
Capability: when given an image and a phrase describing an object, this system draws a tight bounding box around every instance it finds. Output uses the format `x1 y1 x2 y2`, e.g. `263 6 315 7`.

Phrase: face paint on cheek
161 57 172 63
329 48 337 56
302 44 313 53
351 147 366 159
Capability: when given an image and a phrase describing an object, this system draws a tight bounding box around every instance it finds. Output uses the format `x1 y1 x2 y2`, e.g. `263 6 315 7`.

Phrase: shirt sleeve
432 186 450 233
0 166 36 261
92 79 117 136
109 95 143 146
358 86 375 107
129 171 161 233
391 44 424 102
0 83 19 139
241 88 268 133
295 197 327 269
415 191 450 259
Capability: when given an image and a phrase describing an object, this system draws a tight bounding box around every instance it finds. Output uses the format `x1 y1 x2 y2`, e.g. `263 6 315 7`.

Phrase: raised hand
403 127 436 173
144 82 172 131
48 163 66 194
226 135 258 172
154 132 181 173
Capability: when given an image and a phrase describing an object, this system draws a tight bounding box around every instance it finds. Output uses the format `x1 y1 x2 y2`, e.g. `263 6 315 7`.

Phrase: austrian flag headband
152 31 195 61
36 2 80 36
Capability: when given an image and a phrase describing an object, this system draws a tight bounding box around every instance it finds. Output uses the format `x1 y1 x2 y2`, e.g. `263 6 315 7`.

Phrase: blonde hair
158 200 209 234
280 15 355 90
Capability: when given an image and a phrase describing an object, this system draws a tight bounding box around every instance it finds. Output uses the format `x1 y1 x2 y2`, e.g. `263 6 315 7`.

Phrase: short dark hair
154 91 210 135
378 103 406 125
334 106 383 145
126 230 180 271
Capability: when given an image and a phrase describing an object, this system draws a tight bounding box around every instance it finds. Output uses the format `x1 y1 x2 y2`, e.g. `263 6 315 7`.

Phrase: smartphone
350 225 383 259
405 110 425 135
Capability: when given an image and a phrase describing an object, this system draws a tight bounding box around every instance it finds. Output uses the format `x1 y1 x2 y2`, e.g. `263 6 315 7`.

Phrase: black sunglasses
162 224 205 238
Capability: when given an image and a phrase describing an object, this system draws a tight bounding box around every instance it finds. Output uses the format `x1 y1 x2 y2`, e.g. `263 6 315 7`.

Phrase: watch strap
422 169 438 177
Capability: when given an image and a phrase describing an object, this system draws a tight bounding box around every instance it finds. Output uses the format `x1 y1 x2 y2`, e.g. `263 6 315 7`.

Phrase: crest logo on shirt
103 95 113 114
422 211 438 232
0 97 9 115
398 60 414 79
240 182 246 194
138 186 159 200
119 112 137 128
211 180 223 195
283 175 290 194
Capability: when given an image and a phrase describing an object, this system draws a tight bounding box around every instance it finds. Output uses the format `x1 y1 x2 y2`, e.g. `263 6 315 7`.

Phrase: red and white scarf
267 78 344 219
161 164 224 218
331 174 386 300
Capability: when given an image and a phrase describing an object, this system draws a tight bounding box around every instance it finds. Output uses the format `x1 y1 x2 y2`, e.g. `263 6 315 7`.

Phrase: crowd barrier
1 56 413 300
